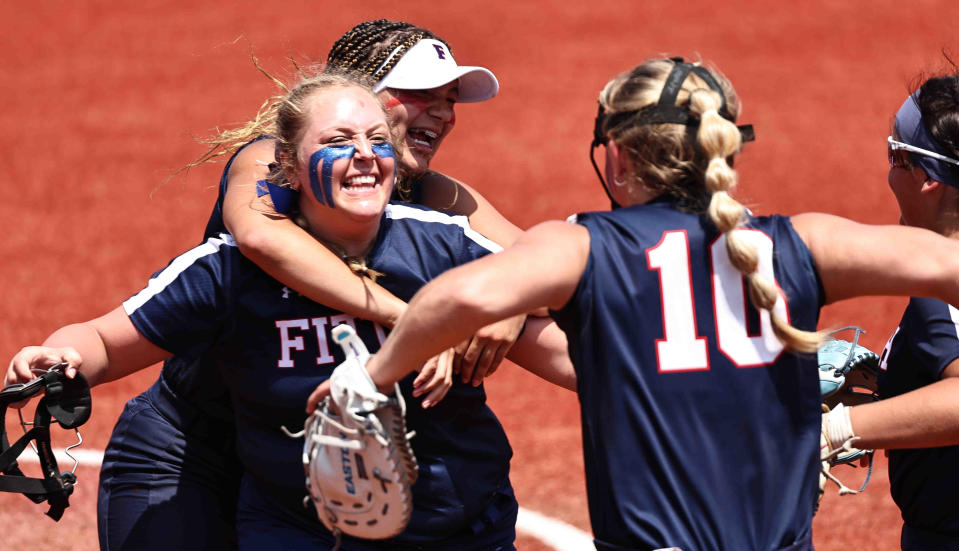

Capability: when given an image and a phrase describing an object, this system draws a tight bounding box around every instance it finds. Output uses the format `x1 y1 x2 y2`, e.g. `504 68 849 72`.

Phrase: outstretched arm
307 220 589 411
417 169 551 381
6 306 170 389
795 213 959 451
505 316 577 391
791 212 959 305
223 140 406 328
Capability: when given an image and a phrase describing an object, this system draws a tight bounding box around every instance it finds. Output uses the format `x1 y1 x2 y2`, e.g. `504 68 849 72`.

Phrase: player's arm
821 346 958 471
417 170 523 247
307 220 588 411
791 212 959 305
505 316 577 391
827 359 959 450
223 140 406 327
6 306 171 389
417 170 550 383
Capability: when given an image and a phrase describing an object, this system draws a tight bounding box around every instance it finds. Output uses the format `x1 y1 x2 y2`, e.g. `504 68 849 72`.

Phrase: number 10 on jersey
646 230 789 372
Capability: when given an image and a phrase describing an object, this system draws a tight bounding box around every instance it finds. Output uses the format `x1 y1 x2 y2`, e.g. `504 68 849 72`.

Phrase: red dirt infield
2 1 958 549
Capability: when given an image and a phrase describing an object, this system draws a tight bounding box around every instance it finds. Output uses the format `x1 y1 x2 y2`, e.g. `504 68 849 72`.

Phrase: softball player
310 58 959 551
7 74 572 550
204 19 527 380
827 73 959 551
21 19 534 550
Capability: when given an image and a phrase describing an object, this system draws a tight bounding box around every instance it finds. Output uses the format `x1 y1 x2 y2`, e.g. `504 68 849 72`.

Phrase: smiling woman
5 71 574 550
6 20 560 551
276 83 397 251
381 81 458 176
202 19 526 366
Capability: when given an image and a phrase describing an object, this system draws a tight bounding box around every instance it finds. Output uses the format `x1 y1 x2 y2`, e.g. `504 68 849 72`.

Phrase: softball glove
818 327 880 410
301 324 417 541
816 328 879 506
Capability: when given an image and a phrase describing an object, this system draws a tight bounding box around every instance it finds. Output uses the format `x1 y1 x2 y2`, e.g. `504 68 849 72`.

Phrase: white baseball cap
372 38 499 103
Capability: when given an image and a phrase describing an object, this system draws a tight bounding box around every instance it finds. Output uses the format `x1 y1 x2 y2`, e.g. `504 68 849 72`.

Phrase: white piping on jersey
949 304 959 341
385 203 503 253
122 233 237 315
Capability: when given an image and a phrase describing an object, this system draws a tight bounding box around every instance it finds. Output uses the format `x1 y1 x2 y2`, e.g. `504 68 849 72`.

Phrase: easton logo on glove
291 324 417 542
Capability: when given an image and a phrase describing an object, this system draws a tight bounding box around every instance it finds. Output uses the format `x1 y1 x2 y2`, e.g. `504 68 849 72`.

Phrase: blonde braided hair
600 58 823 353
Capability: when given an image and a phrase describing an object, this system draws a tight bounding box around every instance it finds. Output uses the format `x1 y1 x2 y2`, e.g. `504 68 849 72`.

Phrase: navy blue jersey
203 136 273 239
123 203 511 541
878 297 959 537
551 198 824 551
147 137 279 422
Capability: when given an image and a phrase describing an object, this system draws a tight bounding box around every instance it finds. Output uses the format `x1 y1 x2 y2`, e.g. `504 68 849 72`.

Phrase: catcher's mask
0 364 92 521
589 57 756 209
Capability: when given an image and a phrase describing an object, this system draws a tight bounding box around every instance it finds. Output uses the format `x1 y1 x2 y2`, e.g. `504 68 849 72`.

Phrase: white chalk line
18 448 595 551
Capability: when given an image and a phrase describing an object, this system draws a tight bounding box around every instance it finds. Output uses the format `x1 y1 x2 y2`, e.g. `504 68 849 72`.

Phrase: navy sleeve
122 235 235 357
203 136 274 239
902 298 959 379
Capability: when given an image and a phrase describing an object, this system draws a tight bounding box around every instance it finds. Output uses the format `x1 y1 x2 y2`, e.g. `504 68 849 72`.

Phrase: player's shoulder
384 202 472 234
906 296 959 322
740 212 809 248
167 233 242 277
386 201 465 222
743 210 790 229
180 232 239 262
570 200 698 235
384 202 501 252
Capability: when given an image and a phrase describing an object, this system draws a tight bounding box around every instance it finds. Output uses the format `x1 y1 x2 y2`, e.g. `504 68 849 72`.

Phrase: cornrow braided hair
181 20 450 174
325 20 453 200
326 19 450 82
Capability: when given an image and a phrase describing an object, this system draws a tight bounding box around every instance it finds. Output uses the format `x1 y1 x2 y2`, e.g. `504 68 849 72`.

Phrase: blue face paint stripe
309 145 354 207
306 142 396 208
372 142 395 159
372 143 396 191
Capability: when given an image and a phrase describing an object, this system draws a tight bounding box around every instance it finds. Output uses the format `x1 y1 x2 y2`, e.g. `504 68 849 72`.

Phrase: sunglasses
887 136 959 170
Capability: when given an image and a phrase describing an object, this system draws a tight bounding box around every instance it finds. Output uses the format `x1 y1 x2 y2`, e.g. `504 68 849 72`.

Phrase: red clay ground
2 1 958 549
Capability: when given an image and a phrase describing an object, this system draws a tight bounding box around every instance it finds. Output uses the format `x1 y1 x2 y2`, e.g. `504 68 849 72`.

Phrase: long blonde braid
688 85 822 352
602 58 823 352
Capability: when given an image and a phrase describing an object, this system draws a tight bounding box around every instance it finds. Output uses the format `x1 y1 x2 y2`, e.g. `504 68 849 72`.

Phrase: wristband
823 402 856 450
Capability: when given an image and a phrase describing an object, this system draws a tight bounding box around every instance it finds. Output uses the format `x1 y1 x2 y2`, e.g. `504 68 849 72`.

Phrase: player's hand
7 346 81 385
306 380 332 414
413 347 454 408
5 346 82 408
454 314 526 387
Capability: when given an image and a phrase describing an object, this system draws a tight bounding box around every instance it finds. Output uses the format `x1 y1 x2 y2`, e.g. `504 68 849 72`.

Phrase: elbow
232 225 279 265
444 277 495 320
423 268 504 328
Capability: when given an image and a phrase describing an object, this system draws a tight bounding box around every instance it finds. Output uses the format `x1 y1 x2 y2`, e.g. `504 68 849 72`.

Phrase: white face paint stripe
385 204 503 253
122 233 237 315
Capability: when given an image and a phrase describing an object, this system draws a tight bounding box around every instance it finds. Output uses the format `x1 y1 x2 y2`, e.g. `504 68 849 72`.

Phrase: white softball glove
300 324 417 541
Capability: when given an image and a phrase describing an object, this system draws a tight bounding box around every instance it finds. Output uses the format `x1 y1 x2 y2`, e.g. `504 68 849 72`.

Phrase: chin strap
0 365 92 521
